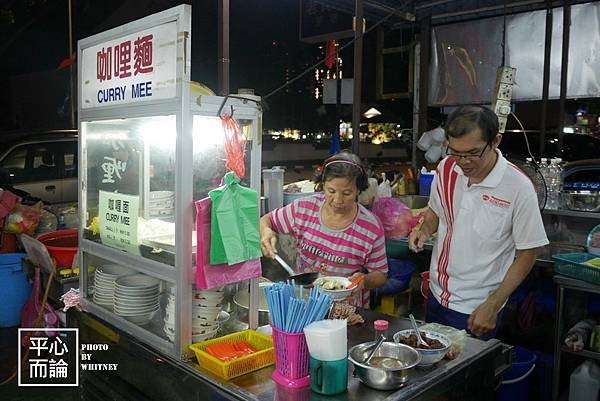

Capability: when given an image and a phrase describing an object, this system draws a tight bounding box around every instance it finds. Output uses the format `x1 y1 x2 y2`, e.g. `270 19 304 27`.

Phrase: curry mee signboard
99 190 140 255
80 21 177 108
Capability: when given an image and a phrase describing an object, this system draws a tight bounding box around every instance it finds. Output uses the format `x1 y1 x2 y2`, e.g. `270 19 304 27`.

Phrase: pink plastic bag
21 267 59 346
372 197 423 239
195 197 261 289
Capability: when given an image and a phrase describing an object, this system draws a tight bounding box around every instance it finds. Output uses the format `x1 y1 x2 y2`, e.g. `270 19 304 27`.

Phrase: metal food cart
77 4 263 360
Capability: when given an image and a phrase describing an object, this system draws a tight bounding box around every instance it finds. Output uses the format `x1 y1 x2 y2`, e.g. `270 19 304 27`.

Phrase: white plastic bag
376 174 392 199
421 322 466 359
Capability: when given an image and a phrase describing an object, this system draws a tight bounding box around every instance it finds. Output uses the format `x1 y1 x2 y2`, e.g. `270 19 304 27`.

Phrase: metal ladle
409 314 430 349
273 254 319 286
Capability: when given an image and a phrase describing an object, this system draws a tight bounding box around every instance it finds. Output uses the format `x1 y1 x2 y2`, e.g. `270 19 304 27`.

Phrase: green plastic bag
209 172 262 265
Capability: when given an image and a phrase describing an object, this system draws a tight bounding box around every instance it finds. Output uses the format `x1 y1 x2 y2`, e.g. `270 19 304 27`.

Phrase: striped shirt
428 150 548 314
269 194 388 306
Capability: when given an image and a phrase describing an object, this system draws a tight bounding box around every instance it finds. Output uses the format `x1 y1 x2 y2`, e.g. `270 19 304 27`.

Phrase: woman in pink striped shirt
260 151 388 306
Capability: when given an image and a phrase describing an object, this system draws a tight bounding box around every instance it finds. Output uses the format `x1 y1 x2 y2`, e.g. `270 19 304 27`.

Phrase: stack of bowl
114 274 160 325
93 264 133 308
163 287 229 343
192 288 225 342
149 191 175 220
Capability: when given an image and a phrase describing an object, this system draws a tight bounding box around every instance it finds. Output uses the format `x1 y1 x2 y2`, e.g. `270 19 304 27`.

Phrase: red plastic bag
195 197 261 289
6 202 42 235
372 197 423 239
21 267 59 346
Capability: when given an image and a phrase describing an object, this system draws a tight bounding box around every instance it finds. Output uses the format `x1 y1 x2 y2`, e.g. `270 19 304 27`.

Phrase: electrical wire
510 111 548 210
501 0 507 66
263 1 414 100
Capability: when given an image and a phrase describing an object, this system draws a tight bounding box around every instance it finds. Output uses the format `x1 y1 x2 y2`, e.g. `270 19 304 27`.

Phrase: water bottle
555 158 564 209
539 158 550 207
569 360 600 401
545 159 558 210
523 157 535 178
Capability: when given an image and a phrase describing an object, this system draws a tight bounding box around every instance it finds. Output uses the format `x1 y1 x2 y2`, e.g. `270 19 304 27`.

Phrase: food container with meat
393 329 451 366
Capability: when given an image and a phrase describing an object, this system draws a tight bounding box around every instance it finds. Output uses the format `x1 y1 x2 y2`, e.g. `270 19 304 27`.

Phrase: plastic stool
377 287 412 317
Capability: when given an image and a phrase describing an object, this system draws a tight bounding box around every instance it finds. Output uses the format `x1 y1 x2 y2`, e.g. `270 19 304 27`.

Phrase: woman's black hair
316 150 368 192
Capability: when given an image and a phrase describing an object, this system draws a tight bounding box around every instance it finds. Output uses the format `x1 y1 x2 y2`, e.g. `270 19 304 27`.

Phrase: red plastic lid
374 320 389 330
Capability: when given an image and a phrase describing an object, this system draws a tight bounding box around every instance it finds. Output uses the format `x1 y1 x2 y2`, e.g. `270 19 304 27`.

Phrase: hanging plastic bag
195 197 261 289
21 267 59 346
376 174 392 199
209 172 262 265
222 115 247 179
372 197 424 239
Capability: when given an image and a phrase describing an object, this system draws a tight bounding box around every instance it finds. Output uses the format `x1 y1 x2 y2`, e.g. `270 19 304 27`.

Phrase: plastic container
568 360 600 401
418 169 435 196
310 356 348 395
303 319 347 361
37 229 78 268
374 319 389 341
262 167 284 212
271 326 310 388
497 346 537 401
0 253 31 327
188 330 274 380
553 252 600 285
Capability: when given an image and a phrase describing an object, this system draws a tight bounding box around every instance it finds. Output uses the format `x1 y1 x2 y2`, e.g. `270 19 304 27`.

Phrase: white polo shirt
428 150 549 314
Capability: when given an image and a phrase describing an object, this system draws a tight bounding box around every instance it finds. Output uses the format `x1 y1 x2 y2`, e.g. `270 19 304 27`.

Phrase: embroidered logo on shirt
482 194 511 209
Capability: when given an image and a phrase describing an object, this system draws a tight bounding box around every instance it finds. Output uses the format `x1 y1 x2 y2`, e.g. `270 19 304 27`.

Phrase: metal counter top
184 309 505 401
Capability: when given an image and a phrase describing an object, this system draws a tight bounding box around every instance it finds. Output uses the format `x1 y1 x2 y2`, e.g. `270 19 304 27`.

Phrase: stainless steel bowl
348 341 421 390
561 191 600 212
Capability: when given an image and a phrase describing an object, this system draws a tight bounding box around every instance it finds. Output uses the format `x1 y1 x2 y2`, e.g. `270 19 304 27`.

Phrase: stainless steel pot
561 191 600 212
232 285 271 326
349 341 421 390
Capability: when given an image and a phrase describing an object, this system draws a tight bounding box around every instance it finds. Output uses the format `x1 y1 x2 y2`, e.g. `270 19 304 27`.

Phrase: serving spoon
363 334 386 365
409 314 430 349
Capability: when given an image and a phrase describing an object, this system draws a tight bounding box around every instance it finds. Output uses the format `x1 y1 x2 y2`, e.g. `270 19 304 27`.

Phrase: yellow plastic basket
189 330 274 380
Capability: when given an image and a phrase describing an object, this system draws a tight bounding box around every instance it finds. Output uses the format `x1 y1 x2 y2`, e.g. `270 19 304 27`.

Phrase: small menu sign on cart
99 190 140 255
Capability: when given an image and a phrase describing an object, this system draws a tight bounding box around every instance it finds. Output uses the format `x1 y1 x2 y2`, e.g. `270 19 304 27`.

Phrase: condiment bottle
374 319 389 341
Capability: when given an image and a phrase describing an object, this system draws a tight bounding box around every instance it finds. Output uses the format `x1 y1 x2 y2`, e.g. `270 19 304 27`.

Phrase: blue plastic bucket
377 258 416 295
497 346 537 401
0 253 31 327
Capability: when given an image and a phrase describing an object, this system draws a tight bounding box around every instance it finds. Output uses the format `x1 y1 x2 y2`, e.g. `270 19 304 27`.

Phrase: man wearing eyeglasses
408 105 548 339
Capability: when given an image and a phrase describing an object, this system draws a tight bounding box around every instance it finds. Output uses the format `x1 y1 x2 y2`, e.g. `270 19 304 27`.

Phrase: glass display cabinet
77 5 262 359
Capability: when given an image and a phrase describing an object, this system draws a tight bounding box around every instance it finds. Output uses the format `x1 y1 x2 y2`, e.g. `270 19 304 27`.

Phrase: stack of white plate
114 274 160 325
149 191 175 220
93 264 133 308
163 287 228 343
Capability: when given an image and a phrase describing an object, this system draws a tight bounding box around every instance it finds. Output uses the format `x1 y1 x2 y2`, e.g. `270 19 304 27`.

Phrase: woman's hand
347 272 366 293
260 225 278 258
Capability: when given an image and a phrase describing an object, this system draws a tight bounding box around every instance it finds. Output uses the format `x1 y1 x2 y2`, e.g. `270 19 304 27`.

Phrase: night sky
0 0 411 131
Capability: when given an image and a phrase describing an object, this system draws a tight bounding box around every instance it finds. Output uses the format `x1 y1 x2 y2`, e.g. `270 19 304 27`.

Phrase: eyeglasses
446 143 490 161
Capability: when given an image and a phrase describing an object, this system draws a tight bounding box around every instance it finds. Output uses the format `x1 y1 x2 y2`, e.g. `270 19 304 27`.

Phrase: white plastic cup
304 319 347 361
